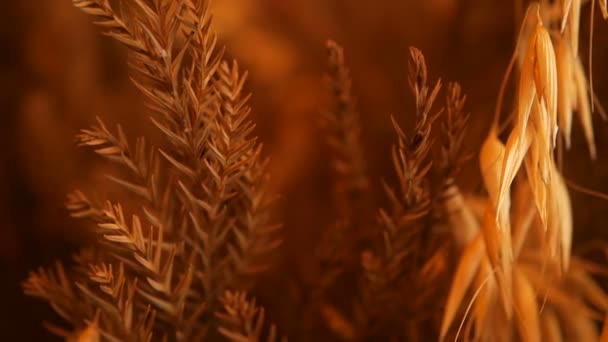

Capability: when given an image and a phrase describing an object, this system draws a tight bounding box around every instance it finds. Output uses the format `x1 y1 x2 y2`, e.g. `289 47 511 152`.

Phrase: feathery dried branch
25 0 280 340
216 291 286 342
357 47 444 340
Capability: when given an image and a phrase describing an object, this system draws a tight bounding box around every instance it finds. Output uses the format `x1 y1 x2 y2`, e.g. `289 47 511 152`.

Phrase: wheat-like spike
359 47 443 339
321 40 370 222
216 291 286 342
438 82 470 183
314 40 371 307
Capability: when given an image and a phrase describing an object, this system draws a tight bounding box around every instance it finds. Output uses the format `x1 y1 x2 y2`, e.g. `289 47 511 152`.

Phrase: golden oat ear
561 0 574 32
568 0 582 59
513 267 541 342
439 234 485 341
573 57 597 159
555 34 574 148
494 2 540 133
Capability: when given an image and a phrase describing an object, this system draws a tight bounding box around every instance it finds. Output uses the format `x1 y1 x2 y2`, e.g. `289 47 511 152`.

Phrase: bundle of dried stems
20 0 608 341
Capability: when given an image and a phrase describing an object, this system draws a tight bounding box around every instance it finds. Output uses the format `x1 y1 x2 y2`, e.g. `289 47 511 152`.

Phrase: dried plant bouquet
21 0 608 341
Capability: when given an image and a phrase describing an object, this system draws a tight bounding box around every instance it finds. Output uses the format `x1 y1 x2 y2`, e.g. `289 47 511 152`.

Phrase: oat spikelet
573 56 597 159
439 234 485 340
318 40 371 284
555 34 574 148
322 40 369 220
513 267 541 342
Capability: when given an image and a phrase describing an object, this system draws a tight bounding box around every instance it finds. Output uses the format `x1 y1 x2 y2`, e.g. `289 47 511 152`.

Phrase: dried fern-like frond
26 0 280 340
357 47 443 340
216 291 286 342
375 46 442 280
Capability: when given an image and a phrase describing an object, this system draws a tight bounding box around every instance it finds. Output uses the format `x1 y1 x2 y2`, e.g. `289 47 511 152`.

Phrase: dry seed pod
511 177 537 258
573 56 597 159
523 136 548 227
561 0 573 31
479 128 510 232
497 123 533 224
440 233 486 340
517 34 537 145
531 99 554 183
554 170 572 271
513 267 541 342
470 257 496 341
567 0 582 57
532 20 559 146
481 203 513 317
555 34 574 148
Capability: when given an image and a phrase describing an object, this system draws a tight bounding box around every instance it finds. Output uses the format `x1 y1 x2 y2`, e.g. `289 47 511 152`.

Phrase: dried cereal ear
561 0 574 32
513 267 541 342
550 167 572 271
555 34 574 148
470 258 496 341
516 30 537 145
497 123 533 225
511 177 536 258
568 0 582 58
532 19 559 148
479 128 504 206
479 127 510 233
481 204 513 320
440 234 486 340
573 57 597 159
